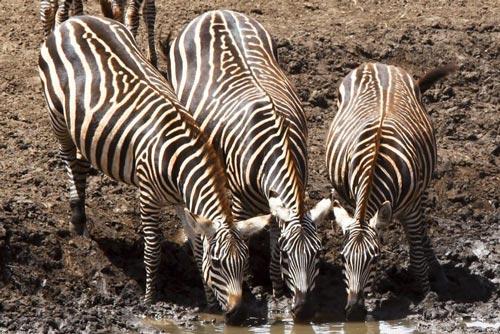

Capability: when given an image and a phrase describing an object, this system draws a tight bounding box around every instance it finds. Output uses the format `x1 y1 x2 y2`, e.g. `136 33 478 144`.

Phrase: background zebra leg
71 0 83 16
125 0 142 37
139 198 162 303
269 221 285 297
40 0 57 37
142 0 157 67
422 233 449 294
111 0 125 22
59 144 89 236
192 235 220 312
401 205 431 296
56 0 71 25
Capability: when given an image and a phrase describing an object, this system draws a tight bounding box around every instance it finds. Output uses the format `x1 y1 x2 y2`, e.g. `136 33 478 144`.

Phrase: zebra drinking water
326 62 456 320
38 15 272 324
162 10 332 320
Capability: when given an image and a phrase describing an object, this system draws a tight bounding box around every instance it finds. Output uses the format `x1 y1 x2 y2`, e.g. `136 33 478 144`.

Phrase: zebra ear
183 209 217 238
308 198 333 223
234 214 273 238
332 200 354 233
175 206 198 242
370 201 392 229
269 197 292 222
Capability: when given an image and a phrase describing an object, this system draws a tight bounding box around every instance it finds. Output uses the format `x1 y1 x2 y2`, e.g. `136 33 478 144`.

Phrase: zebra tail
99 0 114 19
158 31 172 61
158 30 172 80
417 64 457 93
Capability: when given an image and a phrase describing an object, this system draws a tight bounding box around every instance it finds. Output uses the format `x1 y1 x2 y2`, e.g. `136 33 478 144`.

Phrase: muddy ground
0 0 498 333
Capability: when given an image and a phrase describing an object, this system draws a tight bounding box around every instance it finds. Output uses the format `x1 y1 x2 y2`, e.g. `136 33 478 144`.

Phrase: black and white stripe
40 0 157 67
38 16 270 322
326 62 454 319
164 10 331 319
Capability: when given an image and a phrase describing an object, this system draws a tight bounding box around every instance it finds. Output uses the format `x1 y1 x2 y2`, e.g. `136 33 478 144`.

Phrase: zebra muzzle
224 292 246 325
345 292 367 321
292 289 315 321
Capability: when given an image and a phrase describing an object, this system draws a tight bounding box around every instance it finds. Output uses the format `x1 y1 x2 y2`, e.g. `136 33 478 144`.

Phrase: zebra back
326 63 437 221
39 15 233 226
167 10 307 220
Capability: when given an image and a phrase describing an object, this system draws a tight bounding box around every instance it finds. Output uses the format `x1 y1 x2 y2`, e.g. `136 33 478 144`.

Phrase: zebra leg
192 235 220 311
139 195 162 303
125 0 142 37
111 0 126 22
56 0 72 25
269 220 285 297
142 0 157 67
40 0 57 37
58 143 90 236
176 206 220 311
422 233 449 294
71 0 83 15
401 204 431 295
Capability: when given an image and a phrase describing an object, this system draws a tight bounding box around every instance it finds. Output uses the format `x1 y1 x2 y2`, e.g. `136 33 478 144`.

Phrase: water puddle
140 314 420 334
465 320 500 331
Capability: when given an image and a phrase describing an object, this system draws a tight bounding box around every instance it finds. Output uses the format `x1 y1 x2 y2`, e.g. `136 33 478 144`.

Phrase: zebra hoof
70 216 88 236
70 202 87 236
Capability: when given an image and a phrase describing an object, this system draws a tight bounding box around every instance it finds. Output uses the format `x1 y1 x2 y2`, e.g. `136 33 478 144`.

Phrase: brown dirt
0 0 498 333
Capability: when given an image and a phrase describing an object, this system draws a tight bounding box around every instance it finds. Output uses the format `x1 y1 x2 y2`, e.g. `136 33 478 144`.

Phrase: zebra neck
167 114 233 226
264 163 305 220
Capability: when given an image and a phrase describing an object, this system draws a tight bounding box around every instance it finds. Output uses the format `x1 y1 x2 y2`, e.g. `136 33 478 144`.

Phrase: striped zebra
326 62 456 320
40 0 157 67
38 15 272 323
162 10 332 320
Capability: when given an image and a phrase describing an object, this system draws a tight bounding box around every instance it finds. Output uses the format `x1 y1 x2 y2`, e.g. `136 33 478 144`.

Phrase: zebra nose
292 290 314 321
293 290 306 312
345 292 367 321
224 293 246 325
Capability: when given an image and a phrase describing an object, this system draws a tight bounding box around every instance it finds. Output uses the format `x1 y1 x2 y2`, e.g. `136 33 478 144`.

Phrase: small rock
471 240 490 259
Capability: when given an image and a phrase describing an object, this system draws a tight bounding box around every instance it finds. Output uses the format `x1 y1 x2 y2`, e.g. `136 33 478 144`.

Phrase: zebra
162 10 332 320
326 62 456 320
40 0 157 67
38 15 272 323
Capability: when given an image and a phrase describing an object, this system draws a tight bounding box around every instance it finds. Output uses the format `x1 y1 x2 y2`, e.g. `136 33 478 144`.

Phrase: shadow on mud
90 225 206 307
89 222 495 325
371 261 495 321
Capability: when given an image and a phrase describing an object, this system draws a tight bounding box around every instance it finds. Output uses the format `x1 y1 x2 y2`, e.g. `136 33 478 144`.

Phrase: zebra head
270 197 332 320
332 199 392 320
183 210 271 323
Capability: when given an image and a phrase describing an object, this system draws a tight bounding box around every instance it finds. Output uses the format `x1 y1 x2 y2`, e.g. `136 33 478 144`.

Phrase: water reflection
141 316 419 334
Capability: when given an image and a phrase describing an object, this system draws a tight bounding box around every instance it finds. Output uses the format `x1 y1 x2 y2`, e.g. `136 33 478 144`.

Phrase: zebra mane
175 106 234 225
275 112 306 219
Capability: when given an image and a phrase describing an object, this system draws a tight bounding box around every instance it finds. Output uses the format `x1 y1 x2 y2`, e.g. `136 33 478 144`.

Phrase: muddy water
140 315 420 334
